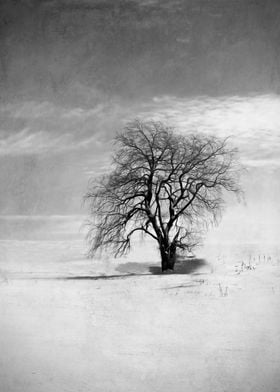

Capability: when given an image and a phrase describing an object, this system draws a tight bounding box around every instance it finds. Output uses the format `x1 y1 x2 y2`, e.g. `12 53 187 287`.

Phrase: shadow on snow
12 257 210 281
116 256 209 276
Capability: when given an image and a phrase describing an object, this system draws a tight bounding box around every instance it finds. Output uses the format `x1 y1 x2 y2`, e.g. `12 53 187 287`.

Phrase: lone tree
85 120 242 271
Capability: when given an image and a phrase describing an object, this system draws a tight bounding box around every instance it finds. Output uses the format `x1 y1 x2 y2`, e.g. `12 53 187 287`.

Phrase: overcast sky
0 0 280 243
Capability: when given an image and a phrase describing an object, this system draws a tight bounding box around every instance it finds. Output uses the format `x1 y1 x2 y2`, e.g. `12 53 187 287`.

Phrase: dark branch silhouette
84 119 242 272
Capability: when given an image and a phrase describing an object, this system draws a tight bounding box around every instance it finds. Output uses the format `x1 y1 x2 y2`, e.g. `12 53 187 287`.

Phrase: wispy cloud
0 128 74 155
0 99 125 156
1 94 280 168
134 94 280 168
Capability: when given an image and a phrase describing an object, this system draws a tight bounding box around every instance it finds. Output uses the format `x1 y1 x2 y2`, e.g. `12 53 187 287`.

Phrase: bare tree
84 120 242 271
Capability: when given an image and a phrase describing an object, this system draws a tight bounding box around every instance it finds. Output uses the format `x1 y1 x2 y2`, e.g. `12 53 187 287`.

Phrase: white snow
0 217 280 392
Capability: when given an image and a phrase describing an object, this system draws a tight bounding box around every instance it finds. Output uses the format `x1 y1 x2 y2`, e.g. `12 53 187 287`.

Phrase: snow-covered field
0 216 280 392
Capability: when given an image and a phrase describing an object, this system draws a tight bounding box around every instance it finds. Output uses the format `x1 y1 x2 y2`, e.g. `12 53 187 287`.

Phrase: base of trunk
162 263 175 272
162 268 175 274
161 248 176 272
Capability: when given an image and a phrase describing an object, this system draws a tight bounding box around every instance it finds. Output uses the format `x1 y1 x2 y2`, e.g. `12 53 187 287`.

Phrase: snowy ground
0 216 280 392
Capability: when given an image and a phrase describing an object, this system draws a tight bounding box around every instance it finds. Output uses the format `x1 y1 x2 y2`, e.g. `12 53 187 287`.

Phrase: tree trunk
160 243 177 272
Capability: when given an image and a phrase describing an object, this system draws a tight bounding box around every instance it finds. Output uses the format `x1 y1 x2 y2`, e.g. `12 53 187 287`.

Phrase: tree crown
85 119 242 258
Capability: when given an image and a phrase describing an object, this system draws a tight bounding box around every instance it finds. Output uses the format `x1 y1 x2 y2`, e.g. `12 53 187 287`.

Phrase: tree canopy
84 120 242 271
